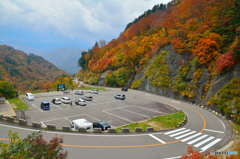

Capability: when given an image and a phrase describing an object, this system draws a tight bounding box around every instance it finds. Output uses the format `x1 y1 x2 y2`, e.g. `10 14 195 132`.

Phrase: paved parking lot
17 89 178 129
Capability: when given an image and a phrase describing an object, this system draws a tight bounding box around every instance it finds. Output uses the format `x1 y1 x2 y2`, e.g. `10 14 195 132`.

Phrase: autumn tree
0 81 15 99
0 130 68 159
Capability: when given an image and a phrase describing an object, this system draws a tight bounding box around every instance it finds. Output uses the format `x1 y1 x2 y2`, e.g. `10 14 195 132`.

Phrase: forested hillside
76 0 240 119
0 45 69 91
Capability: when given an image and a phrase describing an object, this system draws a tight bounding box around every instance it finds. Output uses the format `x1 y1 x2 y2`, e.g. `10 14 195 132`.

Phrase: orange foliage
192 33 221 64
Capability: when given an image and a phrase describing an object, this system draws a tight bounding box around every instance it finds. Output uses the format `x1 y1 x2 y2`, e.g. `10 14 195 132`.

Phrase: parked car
89 89 98 94
61 97 71 104
114 94 125 100
25 93 34 101
121 87 128 91
93 121 111 131
82 95 93 101
75 90 84 95
75 99 86 106
40 101 50 110
52 98 61 104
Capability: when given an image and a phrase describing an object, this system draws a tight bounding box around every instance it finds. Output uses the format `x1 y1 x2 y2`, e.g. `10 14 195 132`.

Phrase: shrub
144 50 171 89
131 77 145 89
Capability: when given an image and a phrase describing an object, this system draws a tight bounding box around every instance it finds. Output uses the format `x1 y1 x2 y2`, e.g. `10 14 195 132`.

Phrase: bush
0 81 16 99
131 77 145 89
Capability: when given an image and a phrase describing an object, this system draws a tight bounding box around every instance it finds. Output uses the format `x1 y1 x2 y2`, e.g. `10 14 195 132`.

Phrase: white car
52 98 62 104
25 93 34 101
61 97 71 104
89 89 98 94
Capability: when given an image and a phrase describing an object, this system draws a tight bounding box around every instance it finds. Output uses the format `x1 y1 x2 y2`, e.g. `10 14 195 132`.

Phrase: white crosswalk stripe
164 128 223 151
187 134 208 145
194 136 214 147
164 128 186 135
169 129 191 137
201 138 221 151
175 131 196 140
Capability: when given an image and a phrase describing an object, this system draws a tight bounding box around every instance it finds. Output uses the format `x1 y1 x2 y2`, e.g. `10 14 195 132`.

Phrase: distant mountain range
0 40 84 74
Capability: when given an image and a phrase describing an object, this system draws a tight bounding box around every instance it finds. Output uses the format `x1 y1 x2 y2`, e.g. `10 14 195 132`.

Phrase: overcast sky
0 0 170 51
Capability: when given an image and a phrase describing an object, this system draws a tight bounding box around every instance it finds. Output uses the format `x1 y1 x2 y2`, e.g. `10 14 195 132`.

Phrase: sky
0 0 170 51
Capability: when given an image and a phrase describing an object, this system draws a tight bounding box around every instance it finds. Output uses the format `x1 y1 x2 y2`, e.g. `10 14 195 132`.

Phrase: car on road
75 99 86 106
89 89 98 94
114 94 125 100
93 121 111 131
82 95 93 101
40 101 50 110
25 93 34 101
52 98 61 104
75 90 84 95
61 97 71 104
121 87 128 91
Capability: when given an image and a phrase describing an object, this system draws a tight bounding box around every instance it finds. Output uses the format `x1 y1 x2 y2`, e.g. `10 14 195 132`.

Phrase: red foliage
172 37 184 53
216 52 235 73
181 145 217 159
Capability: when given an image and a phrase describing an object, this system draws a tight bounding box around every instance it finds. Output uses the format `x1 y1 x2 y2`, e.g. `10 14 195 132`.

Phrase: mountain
0 40 44 55
0 45 69 90
41 47 85 74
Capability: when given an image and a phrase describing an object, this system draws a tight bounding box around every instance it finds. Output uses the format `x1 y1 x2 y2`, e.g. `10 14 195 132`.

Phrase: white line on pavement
164 128 186 135
149 134 166 144
201 138 221 151
103 111 134 123
187 134 208 145
129 105 167 114
194 136 215 147
204 129 224 133
175 131 196 140
41 122 47 128
169 129 191 137
181 133 202 142
119 108 150 118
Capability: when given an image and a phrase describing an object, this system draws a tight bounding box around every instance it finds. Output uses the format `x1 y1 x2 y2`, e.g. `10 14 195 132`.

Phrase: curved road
0 88 232 159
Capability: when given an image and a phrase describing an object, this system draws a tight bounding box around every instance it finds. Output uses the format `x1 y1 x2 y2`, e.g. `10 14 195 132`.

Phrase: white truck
70 119 93 131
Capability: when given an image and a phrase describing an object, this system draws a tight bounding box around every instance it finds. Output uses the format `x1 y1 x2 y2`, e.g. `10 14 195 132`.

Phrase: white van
25 93 34 101
70 119 93 131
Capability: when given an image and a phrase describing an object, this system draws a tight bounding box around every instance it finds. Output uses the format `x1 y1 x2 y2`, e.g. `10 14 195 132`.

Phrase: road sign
232 109 237 113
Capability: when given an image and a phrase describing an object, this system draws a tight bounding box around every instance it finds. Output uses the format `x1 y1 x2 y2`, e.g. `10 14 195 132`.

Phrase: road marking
32 104 37 108
181 133 202 142
164 128 186 135
175 131 196 139
149 134 166 144
204 129 224 133
103 111 134 123
187 134 208 145
129 105 167 114
194 136 214 147
41 122 47 128
52 104 62 109
64 117 71 122
169 129 191 137
62 103 70 108
201 138 221 151
119 108 150 118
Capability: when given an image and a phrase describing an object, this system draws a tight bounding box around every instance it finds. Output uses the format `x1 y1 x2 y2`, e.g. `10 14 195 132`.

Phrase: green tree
0 130 68 159
0 81 16 99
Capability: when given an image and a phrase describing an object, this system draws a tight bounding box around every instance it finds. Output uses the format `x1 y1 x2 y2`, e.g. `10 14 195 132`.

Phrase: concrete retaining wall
19 119 27 125
93 128 102 133
32 122 41 128
47 124 56 130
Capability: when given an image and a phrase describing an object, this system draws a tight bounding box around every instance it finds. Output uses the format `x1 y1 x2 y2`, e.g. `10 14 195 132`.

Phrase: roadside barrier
19 119 27 125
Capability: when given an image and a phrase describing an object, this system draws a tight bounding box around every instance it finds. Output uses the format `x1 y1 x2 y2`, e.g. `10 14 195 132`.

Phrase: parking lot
17 89 178 129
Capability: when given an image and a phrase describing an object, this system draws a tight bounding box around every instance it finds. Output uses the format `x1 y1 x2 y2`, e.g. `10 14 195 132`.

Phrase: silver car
82 95 93 101
114 94 125 100
75 90 84 95
61 97 71 104
89 89 98 94
75 99 86 106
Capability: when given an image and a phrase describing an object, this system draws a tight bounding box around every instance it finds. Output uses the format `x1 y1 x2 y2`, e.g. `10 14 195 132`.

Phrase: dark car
82 95 93 101
52 98 61 104
121 87 128 91
93 121 111 131
114 94 125 100
75 90 84 95
40 101 50 110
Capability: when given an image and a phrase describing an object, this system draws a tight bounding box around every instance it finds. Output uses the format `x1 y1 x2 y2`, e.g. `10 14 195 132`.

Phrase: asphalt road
0 88 232 159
